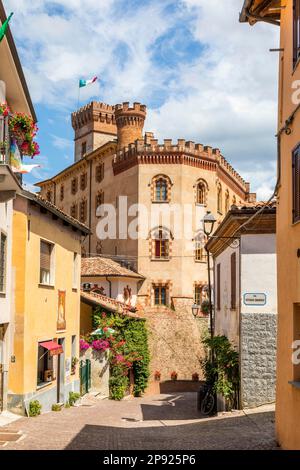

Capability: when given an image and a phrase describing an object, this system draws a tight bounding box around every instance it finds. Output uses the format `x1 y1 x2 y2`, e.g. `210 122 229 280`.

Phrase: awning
40 341 63 356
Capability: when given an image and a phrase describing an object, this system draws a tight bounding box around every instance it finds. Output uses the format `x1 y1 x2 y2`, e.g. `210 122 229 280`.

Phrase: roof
240 0 281 25
0 2 37 121
20 189 90 235
80 290 144 319
81 256 145 279
206 200 276 256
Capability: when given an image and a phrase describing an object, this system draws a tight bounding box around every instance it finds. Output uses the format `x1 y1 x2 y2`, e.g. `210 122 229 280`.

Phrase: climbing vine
90 309 150 400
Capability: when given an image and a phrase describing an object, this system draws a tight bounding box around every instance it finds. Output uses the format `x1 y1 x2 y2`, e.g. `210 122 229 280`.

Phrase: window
194 285 202 306
80 172 87 191
217 184 222 214
231 252 236 310
95 191 104 216
216 263 221 310
195 243 205 262
79 200 87 223
294 0 300 68
0 233 7 292
37 342 54 386
70 203 78 219
154 177 168 202
96 163 104 183
40 240 54 285
293 304 300 381
225 190 230 213
293 145 300 223
232 195 236 206
81 141 87 158
73 253 79 288
46 191 52 203
196 182 206 205
71 177 78 195
60 184 64 202
154 286 167 306
154 229 169 259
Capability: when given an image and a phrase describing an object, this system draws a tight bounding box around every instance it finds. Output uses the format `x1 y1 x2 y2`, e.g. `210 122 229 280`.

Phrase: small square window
40 240 54 285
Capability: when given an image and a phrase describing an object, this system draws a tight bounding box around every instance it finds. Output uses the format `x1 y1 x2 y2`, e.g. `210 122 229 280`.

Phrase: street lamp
202 211 216 339
192 303 199 317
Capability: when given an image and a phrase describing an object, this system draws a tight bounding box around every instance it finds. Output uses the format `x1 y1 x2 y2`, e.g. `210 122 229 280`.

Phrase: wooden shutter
40 241 51 271
231 252 237 310
217 263 221 310
293 146 300 223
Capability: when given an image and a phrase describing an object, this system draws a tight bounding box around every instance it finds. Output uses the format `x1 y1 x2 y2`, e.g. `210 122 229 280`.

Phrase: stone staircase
0 428 23 447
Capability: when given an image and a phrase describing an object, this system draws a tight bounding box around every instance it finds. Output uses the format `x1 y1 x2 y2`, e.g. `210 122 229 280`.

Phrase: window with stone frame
194 231 206 262
225 190 230 213
152 175 171 202
153 284 169 306
60 184 64 202
46 190 52 202
81 141 87 158
95 162 105 183
70 203 78 219
95 191 104 216
79 199 87 223
196 181 208 205
80 172 88 191
217 183 222 214
152 228 170 260
71 177 78 195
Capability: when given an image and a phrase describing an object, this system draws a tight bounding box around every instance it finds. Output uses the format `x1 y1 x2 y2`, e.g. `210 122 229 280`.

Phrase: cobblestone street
0 393 277 450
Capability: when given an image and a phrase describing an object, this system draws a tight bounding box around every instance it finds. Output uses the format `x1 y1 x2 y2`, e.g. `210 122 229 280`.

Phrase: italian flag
79 76 98 88
0 12 13 43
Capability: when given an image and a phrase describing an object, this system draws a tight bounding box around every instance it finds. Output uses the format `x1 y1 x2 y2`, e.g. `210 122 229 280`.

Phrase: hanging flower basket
9 112 40 158
0 102 10 117
154 371 161 381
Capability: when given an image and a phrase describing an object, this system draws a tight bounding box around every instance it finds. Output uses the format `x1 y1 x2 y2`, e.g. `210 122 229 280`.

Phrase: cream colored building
0 0 36 413
37 101 256 314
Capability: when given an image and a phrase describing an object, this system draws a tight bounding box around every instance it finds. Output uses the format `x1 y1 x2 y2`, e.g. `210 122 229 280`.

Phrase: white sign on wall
243 293 267 306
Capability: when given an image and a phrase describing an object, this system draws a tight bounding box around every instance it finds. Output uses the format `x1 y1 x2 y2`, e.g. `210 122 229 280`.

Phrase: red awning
40 341 63 356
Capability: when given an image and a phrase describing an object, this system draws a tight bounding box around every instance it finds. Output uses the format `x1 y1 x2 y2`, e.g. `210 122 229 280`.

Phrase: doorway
57 338 65 404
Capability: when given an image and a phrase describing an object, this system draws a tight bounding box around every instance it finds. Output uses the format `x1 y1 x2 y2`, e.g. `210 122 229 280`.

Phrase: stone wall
80 349 109 398
144 300 209 391
240 312 277 408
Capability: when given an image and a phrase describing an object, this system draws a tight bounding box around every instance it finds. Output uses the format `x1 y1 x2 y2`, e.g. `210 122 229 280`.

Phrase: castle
37 101 256 381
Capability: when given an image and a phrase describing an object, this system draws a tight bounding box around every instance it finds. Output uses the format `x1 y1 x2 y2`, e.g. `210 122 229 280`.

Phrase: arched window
60 184 64 202
95 191 104 216
217 183 222 213
225 190 230 213
194 231 206 262
70 203 78 219
46 191 52 203
150 227 172 260
152 175 171 202
79 199 87 223
196 180 208 205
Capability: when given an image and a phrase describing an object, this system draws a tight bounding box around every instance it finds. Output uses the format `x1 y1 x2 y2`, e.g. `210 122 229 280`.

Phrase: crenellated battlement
71 101 116 130
115 102 147 150
112 137 249 193
115 101 147 115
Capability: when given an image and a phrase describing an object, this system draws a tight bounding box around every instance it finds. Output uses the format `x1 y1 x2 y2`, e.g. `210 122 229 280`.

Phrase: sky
3 0 280 199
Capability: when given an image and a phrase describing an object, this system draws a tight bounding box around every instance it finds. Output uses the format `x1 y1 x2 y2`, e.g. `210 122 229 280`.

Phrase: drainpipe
88 159 92 256
106 277 112 298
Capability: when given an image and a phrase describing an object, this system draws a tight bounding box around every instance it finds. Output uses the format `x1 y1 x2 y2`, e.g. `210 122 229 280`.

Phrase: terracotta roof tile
81 257 144 279
80 290 144 319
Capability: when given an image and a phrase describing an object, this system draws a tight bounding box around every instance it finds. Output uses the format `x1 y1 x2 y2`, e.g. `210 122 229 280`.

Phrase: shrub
69 392 81 406
65 402 71 409
29 400 42 417
52 403 62 412
109 369 129 401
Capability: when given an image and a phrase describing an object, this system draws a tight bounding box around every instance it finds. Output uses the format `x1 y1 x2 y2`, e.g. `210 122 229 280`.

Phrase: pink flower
115 354 125 363
92 339 110 352
80 339 90 351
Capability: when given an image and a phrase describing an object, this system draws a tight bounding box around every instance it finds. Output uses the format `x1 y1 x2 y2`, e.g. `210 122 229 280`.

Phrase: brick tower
115 102 147 150
71 101 117 162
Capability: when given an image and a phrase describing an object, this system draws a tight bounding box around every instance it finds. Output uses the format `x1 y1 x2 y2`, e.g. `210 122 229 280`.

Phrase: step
0 432 22 442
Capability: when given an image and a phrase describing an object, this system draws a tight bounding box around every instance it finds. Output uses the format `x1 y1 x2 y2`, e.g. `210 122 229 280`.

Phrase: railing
0 115 10 165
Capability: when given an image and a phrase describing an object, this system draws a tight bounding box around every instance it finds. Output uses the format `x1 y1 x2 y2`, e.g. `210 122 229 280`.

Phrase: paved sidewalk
1 393 277 450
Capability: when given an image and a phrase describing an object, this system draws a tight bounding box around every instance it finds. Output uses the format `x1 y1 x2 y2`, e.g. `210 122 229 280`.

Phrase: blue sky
3 0 280 199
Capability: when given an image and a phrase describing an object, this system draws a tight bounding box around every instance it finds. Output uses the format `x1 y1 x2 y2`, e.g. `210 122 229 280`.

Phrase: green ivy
93 309 150 400
201 335 240 409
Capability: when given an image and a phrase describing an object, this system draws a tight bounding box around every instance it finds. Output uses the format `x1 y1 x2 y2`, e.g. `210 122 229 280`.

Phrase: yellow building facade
240 0 300 450
8 190 89 415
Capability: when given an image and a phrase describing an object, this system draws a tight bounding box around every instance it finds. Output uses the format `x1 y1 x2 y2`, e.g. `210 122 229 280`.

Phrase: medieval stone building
37 101 256 382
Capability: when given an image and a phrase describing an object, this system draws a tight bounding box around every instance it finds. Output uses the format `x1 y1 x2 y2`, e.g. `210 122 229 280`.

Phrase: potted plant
192 372 199 382
201 300 210 316
8 112 40 157
154 370 161 381
170 371 178 381
71 357 79 375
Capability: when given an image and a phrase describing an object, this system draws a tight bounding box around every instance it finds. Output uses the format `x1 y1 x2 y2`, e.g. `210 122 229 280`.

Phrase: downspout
88 159 92 256
106 276 112 298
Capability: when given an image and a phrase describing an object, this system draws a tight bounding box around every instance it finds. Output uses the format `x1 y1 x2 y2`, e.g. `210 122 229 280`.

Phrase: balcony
0 114 21 202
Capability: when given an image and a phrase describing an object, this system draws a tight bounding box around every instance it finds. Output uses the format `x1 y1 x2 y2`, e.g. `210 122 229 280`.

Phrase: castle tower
71 101 117 162
115 102 146 150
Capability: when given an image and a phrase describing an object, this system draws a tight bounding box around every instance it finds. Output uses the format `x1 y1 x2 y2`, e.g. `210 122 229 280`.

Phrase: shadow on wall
63 410 276 450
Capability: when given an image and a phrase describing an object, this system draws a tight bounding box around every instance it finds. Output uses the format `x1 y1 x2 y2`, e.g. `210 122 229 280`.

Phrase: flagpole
77 85 80 110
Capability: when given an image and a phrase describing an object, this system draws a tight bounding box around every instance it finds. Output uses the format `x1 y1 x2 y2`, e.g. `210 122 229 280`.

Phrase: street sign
243 293 267 306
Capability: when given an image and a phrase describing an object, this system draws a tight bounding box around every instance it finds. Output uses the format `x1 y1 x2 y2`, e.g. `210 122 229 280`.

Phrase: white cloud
3 0 280 198
51 134 72 150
